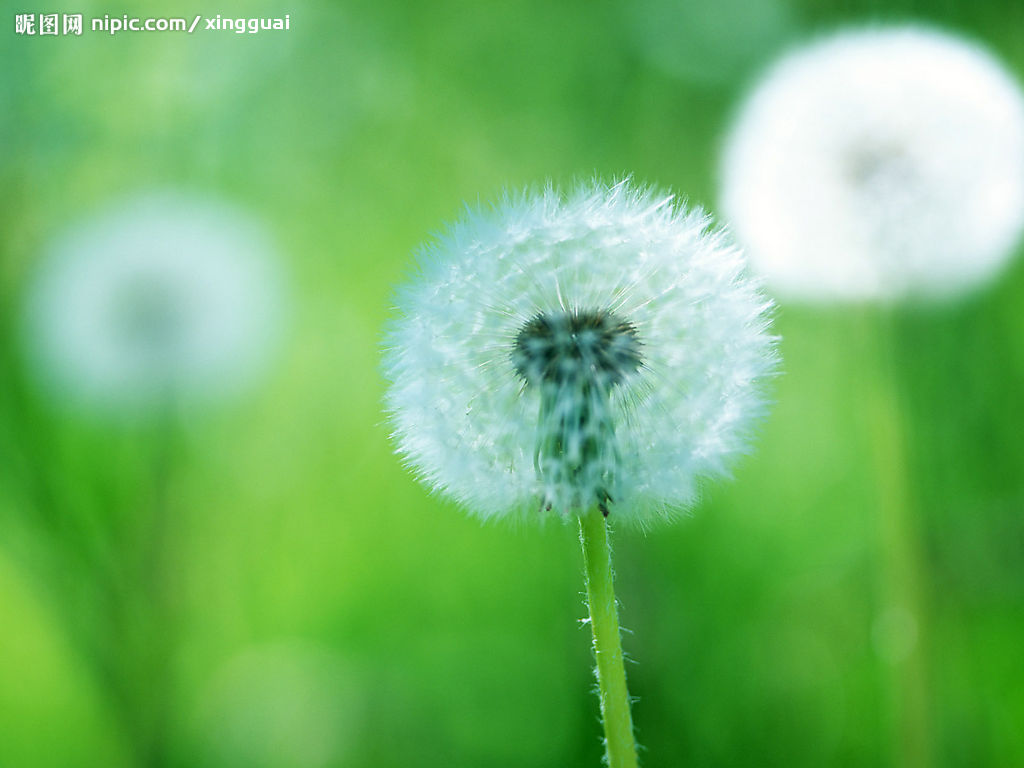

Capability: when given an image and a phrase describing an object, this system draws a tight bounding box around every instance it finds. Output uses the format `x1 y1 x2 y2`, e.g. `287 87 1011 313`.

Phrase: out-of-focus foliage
1 0 1023 766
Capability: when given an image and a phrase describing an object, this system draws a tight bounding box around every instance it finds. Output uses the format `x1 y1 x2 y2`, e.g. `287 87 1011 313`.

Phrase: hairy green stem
579 507 638 768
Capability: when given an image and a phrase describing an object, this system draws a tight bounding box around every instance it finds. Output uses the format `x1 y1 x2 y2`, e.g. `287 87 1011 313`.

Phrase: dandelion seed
23 192 285 415
382 179 777 526
720 25 1024 301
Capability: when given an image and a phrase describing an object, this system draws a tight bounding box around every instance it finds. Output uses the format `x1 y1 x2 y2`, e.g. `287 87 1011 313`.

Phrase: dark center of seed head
512 309 642 387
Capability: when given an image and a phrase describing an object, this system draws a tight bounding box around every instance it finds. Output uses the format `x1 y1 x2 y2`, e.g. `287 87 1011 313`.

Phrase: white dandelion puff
23 192 285 414
382 180 778 527
720 25 1024 302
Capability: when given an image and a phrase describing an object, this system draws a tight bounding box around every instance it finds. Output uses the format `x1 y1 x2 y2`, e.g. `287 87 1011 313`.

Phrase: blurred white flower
24 192 284 414
720 25 1024 302
383 180 777 526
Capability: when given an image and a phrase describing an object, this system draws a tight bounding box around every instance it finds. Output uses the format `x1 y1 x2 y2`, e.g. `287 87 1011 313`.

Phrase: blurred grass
2 0 1024 766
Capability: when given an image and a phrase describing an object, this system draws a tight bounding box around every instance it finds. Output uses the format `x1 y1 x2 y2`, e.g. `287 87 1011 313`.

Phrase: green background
2 0 1024 766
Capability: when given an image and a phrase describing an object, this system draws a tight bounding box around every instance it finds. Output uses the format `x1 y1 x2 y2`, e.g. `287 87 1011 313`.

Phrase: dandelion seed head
23 192 285 415
383 180 778 526
720 25 1024 301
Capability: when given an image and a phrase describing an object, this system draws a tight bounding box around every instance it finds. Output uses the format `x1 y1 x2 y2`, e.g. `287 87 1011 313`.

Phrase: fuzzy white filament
24 192 284 414
383 180 777 526
720 25 1024 302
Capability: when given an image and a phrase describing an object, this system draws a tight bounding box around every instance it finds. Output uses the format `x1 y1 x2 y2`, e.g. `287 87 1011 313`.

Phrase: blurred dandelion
383 179 777 767
23 192 285 416
720 25 1024 302
13 191 287 767
718 24 1024 768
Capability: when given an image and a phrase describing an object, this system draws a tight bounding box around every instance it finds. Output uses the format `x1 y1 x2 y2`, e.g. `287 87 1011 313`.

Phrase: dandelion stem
861 309 930 768
579 506 638 768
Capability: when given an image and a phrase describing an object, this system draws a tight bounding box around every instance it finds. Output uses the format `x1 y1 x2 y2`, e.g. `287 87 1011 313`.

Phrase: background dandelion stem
77 417 181 768
578 507 638 768
860 309 931 768
128 409 179 768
